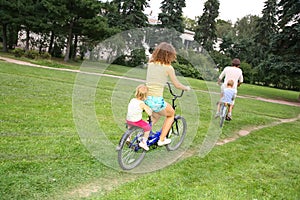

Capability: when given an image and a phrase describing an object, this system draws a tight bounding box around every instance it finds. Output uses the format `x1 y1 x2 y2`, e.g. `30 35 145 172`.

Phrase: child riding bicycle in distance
215 80 236 120
126 84 153 151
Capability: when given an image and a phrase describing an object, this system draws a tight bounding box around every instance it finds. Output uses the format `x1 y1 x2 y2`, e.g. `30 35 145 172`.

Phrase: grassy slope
0 60 299 199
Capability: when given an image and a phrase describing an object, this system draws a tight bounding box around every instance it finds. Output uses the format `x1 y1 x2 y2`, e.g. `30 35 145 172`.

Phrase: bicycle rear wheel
166 116 187 151
117 127 146 170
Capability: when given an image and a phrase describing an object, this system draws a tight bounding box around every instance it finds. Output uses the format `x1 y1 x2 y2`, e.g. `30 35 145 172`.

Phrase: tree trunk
2 23 8 52
25 29 30 51
64 22 73 62
48 31 54 55
72 34 78 60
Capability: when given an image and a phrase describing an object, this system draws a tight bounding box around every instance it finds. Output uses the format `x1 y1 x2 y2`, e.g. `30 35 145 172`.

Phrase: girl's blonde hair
135 84 148 100
150 42 176 65
227 80 234 87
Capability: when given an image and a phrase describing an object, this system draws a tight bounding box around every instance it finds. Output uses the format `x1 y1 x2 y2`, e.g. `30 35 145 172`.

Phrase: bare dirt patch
239 95 300 107
216 114 300 146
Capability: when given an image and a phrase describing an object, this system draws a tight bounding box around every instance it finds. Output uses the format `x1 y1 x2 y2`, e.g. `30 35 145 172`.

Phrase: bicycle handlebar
166 82 184 98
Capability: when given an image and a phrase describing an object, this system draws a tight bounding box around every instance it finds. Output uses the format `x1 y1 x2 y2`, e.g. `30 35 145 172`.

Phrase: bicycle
116 82 187 170
219 102 231 128
216 82 234 128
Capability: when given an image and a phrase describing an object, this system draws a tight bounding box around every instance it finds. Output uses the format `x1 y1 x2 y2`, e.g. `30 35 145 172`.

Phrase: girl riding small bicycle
215 80 236 120
126 84 152 151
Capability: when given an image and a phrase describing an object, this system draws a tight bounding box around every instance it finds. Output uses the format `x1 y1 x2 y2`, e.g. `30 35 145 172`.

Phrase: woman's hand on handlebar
185 86 191 91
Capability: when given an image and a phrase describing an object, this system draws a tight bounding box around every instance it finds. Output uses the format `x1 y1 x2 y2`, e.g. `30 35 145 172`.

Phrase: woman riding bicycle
145 42 190 146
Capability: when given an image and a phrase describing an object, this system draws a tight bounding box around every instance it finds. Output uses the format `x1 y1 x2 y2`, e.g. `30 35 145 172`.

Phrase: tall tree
255 0 278 51
194 0 220 52
268 0 300 89
158 0 186 33
216 19 234 55
234 15 259 40
109 0 149 30
0 0 17 52
254 0 278 83
277 0 299 28
183 16 197 32
232 15 259 63
39 0 69 55
16 0 45 51
216 19 233 39
63 0 108 62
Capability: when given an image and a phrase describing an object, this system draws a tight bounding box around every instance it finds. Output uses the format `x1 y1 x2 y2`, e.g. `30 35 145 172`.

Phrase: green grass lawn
0 59 299 200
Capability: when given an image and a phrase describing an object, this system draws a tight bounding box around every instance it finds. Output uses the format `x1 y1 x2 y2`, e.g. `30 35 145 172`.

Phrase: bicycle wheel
117 127 146 170
220 104 227 128
166 116 187 151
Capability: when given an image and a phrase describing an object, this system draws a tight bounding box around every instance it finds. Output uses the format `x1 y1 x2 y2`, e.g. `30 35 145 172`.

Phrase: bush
24 50 39 59
172 62 202 79
13 48 25 57
112 55 128 66
127 49 146 67
39 52 51 59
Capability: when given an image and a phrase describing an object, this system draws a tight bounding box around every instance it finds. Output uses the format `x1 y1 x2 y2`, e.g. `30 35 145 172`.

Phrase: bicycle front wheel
166 116 187 151
117 127 146 170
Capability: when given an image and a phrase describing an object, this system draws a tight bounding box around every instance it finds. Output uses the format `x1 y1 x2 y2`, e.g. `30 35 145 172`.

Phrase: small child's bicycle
219 102 231 127
116 82 187 170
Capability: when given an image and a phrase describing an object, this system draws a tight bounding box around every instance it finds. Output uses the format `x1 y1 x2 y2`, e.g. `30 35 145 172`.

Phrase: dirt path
239 95 300 107
216 114 300 145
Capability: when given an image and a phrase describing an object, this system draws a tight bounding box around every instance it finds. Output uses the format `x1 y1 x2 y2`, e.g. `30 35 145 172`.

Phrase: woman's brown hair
149 42 176 65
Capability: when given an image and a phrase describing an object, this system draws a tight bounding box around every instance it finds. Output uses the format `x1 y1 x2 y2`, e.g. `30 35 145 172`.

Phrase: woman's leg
151 112 161 125
158 103 175 141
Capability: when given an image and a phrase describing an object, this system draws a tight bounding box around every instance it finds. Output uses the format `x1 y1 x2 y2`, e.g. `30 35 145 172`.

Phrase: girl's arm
167 66 190 91
140 102 152 116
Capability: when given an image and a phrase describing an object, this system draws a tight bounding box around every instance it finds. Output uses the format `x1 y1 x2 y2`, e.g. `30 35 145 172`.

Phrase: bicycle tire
166 116 187 151
117 127 146 170
220 104 227 128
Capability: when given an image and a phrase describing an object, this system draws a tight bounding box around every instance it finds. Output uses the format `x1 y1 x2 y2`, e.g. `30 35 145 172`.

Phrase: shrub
173 62 202 79
24 50 39 59
112 55 128 66
13 48 25 57
127 49 147 67
39 52 51 59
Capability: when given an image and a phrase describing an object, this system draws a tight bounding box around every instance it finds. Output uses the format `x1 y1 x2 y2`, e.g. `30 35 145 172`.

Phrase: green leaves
194 0 220 52
159 0 186 33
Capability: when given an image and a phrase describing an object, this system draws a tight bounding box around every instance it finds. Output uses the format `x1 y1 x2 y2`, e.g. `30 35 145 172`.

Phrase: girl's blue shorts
144 96 167 112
